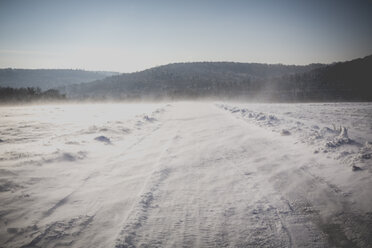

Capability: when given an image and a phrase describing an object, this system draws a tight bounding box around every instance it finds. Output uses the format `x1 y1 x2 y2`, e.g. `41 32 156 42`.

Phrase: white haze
0 102 371 247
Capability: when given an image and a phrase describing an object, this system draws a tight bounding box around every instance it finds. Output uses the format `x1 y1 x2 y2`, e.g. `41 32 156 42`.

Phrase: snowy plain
0 102 371 248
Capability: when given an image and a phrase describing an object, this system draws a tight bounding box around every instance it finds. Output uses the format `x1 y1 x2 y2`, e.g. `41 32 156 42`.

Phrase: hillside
5 55 370 102
0 69 119 90
61 62 324 100
271 55 372 101
61 55 372 101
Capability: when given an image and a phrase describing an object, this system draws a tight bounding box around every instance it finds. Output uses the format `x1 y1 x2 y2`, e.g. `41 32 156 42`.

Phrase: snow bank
217 103 372 170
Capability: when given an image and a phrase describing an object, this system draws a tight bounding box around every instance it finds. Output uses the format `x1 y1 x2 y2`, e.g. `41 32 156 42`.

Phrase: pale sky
0 0 371 72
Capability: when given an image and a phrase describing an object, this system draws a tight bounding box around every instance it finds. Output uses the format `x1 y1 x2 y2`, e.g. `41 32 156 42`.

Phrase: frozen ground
0 102 371 248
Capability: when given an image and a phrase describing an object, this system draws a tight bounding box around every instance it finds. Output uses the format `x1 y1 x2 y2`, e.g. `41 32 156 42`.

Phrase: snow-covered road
0 102 371 247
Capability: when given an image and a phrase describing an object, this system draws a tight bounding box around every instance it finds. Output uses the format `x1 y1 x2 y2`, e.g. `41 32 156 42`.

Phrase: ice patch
153 108 165 114
41 151 88 164
121 128 131 133
60 152 84 162
94 136 111 144
281 129 291 136
311 125 320 130
143 115 157 122
65 141 80 145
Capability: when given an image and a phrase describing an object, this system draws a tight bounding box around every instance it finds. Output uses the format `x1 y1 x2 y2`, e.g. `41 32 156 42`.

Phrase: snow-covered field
0 102 371 247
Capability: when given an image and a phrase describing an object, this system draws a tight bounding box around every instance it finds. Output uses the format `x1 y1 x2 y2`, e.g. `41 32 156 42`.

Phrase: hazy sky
0 0 371 72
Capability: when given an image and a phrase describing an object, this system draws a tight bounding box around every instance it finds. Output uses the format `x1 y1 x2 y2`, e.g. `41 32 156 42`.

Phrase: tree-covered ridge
272 55 372 101
61 62 325 100
0 69 119 90
0 87 66 103
2 55 370 102
60 55 372 101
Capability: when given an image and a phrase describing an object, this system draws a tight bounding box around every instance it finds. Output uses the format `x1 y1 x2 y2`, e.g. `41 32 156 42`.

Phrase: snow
0 102 371 247
217 102 372 170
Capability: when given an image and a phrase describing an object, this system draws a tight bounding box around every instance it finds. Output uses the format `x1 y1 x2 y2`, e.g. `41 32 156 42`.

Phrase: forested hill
0 69 119 90
60 62 324 100
61 55 372 101
272 55 372 101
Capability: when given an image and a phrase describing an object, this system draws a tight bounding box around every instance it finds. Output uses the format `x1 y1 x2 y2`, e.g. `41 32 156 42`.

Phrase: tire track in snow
294 164 372 248
217 152 295 248
216 104 369 247
114 105 245 247
134 104 307 247
6 178 97 247
121 105 171 153
115 129 180 248
18 215 95 248
214 103 354 247
213 106 330 247
4 108 171 248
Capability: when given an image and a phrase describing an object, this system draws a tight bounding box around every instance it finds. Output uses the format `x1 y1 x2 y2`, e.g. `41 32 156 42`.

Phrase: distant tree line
61 55 372 102
0 87 66 103
268 55 372 101
0 69 119 90
2 55 370 102
61 62 325 101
